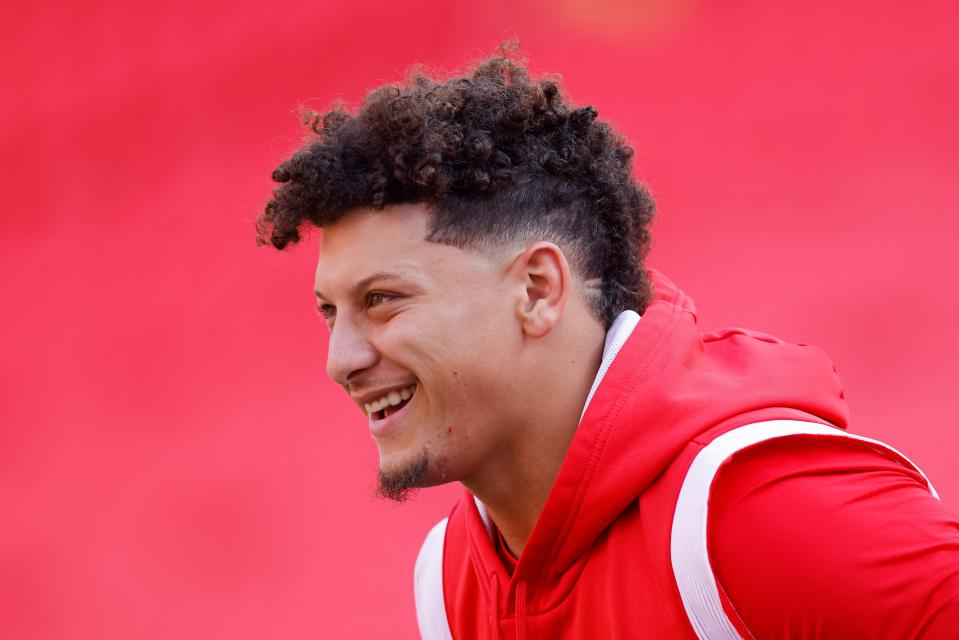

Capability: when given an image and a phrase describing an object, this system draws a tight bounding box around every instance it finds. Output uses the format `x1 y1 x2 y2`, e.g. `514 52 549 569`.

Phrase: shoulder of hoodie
706 434 959 639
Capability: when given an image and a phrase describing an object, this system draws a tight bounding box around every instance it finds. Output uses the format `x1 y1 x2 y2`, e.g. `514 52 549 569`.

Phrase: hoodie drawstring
488 574 528 639
488 574 501 640
515 581 527 640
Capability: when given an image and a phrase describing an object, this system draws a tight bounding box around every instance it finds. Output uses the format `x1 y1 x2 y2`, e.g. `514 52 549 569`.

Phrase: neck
462 318 606 556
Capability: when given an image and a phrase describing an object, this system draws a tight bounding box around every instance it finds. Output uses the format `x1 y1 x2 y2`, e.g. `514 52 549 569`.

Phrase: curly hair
257 50 656 327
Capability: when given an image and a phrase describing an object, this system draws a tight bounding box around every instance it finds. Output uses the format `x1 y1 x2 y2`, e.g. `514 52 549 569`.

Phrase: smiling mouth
365 384 417 421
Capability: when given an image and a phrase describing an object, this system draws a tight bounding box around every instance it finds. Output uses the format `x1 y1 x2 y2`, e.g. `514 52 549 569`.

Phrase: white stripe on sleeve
414 518 453 640
670 419 937 640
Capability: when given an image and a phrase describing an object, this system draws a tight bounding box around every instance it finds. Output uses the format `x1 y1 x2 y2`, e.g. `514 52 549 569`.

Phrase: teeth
364 385 416 417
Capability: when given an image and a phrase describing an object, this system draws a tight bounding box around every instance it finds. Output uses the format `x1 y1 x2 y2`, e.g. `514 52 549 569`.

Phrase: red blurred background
2 1 957 637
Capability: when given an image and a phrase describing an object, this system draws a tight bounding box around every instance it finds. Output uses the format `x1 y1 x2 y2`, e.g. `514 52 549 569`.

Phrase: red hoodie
414 270 959 639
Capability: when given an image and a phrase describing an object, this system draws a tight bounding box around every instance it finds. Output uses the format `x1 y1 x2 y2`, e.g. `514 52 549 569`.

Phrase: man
258 52 959 638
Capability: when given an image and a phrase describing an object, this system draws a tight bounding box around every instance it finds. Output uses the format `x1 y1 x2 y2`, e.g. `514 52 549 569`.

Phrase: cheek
377 310 455 364
378 303 519 412
437 341 516 423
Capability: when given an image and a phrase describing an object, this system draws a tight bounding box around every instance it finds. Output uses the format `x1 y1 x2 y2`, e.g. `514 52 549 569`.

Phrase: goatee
376 450 431 502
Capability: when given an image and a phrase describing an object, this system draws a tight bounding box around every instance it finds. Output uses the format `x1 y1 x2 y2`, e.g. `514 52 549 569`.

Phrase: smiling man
311 202 607 511
258 52 959 639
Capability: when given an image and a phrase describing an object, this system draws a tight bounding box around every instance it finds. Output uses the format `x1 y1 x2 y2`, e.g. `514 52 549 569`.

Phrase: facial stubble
375 448 432 502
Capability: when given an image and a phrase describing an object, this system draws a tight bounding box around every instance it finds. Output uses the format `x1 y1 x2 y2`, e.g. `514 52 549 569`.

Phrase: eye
366 292 395 308
317 304 336 321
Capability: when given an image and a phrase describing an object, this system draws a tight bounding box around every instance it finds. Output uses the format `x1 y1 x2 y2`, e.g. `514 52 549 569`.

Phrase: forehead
314 203 496 296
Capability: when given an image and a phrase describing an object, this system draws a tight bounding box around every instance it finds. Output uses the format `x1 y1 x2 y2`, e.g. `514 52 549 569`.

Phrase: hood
478 268 849 592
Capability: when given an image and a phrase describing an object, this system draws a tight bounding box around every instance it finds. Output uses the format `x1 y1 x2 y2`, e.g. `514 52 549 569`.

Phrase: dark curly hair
258 49 655 327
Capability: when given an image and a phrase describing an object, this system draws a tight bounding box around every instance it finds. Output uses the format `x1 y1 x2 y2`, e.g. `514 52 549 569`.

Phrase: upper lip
351 383 417 407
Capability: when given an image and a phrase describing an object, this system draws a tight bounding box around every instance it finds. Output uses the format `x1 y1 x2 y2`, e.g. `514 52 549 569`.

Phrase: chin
375 447 434 502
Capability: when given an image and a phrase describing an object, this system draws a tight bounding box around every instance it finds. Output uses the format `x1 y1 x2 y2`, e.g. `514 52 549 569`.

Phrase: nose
326 317 379 386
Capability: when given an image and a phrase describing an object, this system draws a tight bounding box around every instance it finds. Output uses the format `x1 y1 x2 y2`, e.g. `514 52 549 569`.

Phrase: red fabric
440 270 857 638
494 528 519 576
709 436 959 639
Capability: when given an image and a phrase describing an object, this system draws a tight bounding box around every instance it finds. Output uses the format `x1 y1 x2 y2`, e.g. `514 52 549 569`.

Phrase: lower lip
368 393 415 438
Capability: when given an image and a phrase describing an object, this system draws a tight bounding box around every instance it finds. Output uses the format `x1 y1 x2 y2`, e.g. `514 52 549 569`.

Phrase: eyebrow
313 270 421 302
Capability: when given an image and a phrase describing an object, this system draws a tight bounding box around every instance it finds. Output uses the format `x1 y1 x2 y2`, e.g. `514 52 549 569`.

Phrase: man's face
314 203 525 500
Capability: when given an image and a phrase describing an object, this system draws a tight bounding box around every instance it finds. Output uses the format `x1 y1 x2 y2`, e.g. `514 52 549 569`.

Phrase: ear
509 242 571 339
